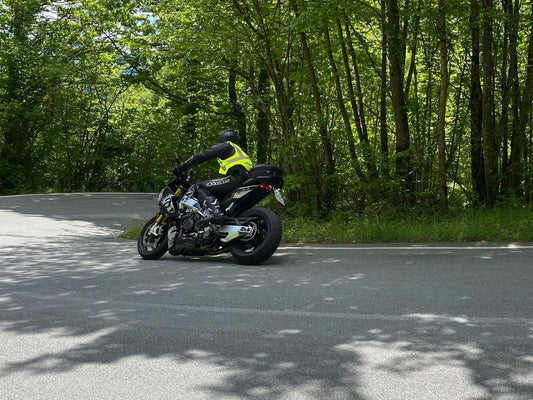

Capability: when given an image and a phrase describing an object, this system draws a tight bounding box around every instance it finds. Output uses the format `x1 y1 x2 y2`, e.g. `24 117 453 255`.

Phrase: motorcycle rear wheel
137 216 168 260
229 207 282 265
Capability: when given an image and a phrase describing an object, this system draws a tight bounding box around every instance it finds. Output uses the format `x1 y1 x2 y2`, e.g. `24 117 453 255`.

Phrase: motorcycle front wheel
229 207 282 265
137 216 168 260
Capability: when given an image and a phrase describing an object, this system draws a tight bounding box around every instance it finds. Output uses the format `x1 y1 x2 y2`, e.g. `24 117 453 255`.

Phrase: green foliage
282 206 533 243
1 0 533 221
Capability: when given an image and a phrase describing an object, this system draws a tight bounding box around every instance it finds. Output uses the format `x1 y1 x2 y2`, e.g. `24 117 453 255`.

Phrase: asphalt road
0 193 532 400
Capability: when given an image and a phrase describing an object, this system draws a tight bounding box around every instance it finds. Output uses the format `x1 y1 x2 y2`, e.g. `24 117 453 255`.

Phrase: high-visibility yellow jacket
180 141 253 175
218 142 252 175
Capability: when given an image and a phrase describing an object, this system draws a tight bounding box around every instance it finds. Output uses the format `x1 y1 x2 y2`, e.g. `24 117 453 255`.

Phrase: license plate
274 188 286 206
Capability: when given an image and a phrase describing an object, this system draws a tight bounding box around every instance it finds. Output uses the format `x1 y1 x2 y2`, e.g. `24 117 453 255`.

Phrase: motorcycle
137 163 285 265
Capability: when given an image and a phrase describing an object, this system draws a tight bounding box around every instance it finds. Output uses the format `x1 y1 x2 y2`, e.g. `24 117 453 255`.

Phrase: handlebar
169 166 194 181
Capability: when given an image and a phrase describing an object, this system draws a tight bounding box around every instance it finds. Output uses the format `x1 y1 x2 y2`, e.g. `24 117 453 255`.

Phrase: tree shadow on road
0 201 532 399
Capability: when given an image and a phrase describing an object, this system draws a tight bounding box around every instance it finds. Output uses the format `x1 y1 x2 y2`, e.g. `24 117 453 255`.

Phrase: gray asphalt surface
0 193 532 400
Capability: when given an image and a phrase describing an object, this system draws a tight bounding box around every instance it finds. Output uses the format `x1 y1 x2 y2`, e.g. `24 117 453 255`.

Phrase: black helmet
218 129 239 144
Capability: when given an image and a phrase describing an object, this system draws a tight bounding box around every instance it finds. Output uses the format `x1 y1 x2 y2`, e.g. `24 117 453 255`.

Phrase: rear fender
221 185 270 217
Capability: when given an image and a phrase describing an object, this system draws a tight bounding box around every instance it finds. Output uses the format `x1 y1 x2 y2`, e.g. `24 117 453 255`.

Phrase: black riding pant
194 173 247 205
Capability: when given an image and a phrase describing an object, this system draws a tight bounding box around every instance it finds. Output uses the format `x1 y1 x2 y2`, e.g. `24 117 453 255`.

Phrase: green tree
2 0 533 216
0 0 52 193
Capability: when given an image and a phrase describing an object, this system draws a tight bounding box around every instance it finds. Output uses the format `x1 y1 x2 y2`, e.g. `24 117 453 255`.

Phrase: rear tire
229 207 282 265
137 216 168 260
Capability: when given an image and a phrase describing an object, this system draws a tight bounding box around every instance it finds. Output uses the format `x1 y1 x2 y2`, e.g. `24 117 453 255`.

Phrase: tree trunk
482 0 498 207
299 29 336 211
231 0 297 169
324 27 367 183
470 0 486 204
385 0 412 198
0 2 43 194
507 0 521 196
340 16 378 180
380 0 390 170
499 0 511 186
515 1 533 195
255 68 270 164
437 0 449 211
405 2 420 99
228 67 248 151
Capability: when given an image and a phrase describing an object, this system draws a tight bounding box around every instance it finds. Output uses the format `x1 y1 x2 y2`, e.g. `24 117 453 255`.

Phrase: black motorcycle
137 164 285 265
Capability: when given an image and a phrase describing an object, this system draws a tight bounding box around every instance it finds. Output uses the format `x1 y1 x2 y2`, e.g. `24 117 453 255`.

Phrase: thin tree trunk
515 1 533 195
437 0 449 211
289 0 335 212
255 68 270 164
231 0 297 166
228 67 248 151
340 16 378 180
324 27 367 183
470 0 486 204
405 2 420 99
299 36 334 175
300 31 336 207
380 0 389 170
499 0 511 187
341 17 369 145
507 0 521 195
482 0 498 207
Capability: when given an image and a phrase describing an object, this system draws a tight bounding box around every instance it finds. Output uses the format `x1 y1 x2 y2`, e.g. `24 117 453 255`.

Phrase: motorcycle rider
172 129 253 223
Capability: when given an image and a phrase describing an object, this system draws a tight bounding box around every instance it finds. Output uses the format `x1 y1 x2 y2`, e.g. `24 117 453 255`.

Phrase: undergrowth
282 206 533 243
121 206 533 243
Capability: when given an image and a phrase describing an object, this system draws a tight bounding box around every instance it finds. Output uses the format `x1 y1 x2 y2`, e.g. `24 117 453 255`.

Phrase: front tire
137 216 168 260
229 207 282 265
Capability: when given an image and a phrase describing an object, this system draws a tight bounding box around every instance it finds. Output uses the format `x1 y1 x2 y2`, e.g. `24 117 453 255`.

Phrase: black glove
172 164 186 176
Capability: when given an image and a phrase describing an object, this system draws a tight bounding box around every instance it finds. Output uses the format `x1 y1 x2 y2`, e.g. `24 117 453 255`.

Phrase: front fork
148 214 165 237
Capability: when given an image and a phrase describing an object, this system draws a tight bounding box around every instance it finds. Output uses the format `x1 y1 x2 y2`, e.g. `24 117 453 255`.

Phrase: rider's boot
203 196 224 223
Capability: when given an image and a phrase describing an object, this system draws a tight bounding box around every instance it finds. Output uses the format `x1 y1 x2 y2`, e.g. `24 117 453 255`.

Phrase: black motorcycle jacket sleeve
180 142 234 171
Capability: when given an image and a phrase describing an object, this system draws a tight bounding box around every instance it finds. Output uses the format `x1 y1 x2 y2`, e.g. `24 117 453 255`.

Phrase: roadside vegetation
121 205 533 243
281 207 533 243
3 1 533 226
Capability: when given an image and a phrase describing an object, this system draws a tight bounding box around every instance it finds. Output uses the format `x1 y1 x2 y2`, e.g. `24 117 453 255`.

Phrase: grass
119 225 143 240
282 207 533 243
121 207 533 243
